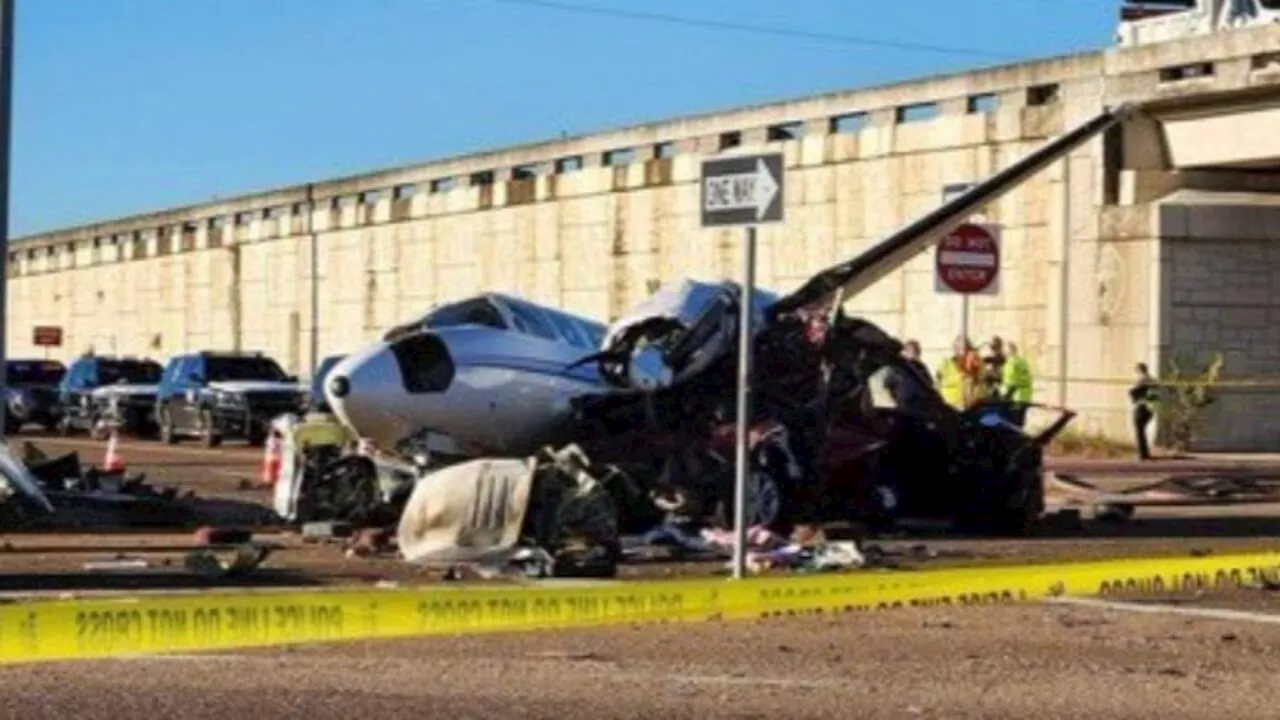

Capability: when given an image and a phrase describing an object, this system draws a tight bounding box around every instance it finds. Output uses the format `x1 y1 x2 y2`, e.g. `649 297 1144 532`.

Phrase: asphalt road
7 597 1280 719
4 433 1280 716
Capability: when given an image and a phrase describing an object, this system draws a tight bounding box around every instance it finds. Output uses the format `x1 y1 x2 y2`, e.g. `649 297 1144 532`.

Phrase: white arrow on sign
704 158 780 221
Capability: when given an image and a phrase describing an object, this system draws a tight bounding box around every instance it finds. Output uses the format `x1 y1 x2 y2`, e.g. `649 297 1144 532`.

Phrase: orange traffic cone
259 432 282 487
102 428 126 473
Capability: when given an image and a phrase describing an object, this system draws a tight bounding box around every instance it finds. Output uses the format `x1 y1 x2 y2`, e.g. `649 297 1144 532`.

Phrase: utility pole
0 0 16 440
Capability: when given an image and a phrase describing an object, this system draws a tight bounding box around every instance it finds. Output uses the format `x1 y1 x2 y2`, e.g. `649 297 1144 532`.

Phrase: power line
473 0 1019 60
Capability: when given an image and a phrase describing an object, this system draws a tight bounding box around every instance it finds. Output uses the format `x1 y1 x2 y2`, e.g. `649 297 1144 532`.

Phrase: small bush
1157 352 1224 453
1046 427 1135 459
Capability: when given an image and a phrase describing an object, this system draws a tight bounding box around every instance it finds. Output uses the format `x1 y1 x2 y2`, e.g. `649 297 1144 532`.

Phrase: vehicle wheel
159 407 179 445
200 410 222 448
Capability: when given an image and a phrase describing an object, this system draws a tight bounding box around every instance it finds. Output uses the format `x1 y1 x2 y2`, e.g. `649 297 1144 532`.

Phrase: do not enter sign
935 222 1001 296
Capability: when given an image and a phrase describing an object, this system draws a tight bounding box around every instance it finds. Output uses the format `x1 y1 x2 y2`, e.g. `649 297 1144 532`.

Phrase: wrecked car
0 440 55 530
4 359 67 435
56 354 164 439
302 105 1129 555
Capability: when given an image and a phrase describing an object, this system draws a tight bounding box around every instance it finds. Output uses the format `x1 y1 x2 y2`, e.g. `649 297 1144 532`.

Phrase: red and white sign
934 222 1001 296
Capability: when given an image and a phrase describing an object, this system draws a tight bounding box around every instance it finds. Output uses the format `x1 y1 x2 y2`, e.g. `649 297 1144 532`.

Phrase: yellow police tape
2 551 1279 664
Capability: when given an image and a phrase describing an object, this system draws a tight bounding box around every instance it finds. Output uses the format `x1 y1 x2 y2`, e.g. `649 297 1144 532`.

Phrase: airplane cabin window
504 300 560 341
389 333 456 394
543 310 593 349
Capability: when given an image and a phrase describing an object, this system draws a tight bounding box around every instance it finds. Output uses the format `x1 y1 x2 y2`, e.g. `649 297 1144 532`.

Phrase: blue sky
13 0 1118 237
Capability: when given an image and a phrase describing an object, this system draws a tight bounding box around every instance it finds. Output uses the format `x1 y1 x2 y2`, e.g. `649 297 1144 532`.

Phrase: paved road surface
6 598 1280 719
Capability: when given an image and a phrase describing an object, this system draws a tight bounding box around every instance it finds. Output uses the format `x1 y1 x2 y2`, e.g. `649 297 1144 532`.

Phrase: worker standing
999 342 1034 427
1129 362 1158 461
980 335 1007 402
937 336 982 410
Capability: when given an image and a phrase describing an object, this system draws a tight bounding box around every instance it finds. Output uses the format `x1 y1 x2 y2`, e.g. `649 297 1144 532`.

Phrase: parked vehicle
155 351 306 447
56 355 164 439
3 359 67 435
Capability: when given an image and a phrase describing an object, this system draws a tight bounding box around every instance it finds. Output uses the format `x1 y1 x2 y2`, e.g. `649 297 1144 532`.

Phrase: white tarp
396 457 536 567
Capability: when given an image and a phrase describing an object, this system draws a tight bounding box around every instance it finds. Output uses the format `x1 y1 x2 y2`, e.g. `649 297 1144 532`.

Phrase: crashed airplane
275 104 1134 574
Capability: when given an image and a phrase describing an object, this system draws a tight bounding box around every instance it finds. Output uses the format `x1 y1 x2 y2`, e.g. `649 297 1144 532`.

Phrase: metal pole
0 0 15 441
1057 156 1071 407
307 184 319 378
731 225 757 581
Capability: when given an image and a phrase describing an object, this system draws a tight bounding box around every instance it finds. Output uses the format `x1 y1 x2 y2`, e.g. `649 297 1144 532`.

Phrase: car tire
159 407 179 445
200 410 222 448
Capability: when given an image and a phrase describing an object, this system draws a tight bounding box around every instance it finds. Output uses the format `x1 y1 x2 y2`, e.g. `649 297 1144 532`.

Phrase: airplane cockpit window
423 299 507 331
503 299 561 342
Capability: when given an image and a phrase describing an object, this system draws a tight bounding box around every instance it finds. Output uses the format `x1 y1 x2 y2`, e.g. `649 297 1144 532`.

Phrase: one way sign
700 153 784 228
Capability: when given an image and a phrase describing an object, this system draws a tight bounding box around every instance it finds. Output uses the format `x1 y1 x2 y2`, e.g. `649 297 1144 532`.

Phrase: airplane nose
329 375 351 399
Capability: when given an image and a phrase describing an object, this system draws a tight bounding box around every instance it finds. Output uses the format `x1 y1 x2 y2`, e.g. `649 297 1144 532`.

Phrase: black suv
56 354 164 439
3 359 67 434
156 351 305 447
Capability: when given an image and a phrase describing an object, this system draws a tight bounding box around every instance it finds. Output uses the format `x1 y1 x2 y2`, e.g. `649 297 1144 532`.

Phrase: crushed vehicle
3 359 67 435
0 440 55 530
156 351 308 447
56 354 165 439
287 105 1133 571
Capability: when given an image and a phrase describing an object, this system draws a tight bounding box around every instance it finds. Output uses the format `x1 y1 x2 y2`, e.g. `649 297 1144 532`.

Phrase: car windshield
99 360 162 385
6 361 66 386
205 357 287 382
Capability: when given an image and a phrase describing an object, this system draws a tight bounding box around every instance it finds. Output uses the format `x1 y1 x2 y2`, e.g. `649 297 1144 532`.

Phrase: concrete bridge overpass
10 23 1280 450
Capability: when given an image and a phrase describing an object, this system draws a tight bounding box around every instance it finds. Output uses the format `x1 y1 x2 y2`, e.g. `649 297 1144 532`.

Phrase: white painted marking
1045 596 1280 625
938 251 997 268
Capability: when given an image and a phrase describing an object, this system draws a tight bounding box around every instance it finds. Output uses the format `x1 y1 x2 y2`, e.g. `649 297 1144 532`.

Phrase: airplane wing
768 103 1138 318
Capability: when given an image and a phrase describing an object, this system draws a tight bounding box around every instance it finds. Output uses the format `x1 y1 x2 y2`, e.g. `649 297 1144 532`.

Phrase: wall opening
1027 83 1060 106
654 141 676 159
430 177 456 193
967 93 998 114
830 112 869 134
767 121 805 142
603 148 635 166
896 102 939 124
719 131 741 151
555 156 583 173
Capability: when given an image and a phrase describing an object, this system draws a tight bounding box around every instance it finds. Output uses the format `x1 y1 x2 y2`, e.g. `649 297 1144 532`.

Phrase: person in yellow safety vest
999 342 1034 427
937 336 983 410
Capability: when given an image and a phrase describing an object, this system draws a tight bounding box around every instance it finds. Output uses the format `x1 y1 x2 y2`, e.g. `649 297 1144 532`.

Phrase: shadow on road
0 569 324 593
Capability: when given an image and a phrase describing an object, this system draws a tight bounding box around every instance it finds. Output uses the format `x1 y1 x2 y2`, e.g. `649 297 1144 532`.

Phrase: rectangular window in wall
430 177 456 193
719 131 742 150
767 121 805 142
830 112 869 134
654 141 676 159
896 102 939 124
603 148 635 166
967 93 997 114
555 156 583 173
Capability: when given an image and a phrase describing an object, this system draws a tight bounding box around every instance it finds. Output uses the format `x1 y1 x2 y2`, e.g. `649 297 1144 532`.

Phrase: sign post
701 152 784 581
934 222 1002 343
0 0 14 440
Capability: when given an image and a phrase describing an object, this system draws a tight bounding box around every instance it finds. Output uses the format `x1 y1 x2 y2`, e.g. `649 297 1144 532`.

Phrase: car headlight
214 390 247 408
